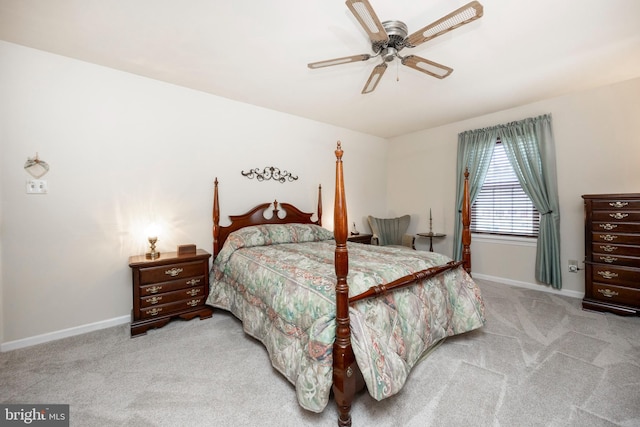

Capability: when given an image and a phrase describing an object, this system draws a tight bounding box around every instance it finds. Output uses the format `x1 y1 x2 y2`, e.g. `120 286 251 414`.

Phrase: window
471 141 539 237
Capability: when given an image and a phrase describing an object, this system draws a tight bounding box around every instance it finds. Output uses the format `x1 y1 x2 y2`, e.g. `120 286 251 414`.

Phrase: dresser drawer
139 275 205 296
591 282 640 307
592 222 640 233
591 264 640 289
139 260 206 284
591 243 640 258
140 286 206 308
591 200 640 210
592 211 640 222
592 232 640 245
592 253 640 268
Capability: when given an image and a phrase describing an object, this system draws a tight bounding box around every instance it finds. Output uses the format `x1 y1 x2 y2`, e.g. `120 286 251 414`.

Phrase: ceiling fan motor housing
375 20 408 59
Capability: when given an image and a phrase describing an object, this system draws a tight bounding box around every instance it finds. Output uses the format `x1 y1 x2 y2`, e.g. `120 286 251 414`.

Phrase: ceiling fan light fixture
381 47 398 62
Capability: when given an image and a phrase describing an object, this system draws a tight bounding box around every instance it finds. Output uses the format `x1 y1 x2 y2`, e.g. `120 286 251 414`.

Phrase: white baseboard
1 315 130 352
473 273 584 300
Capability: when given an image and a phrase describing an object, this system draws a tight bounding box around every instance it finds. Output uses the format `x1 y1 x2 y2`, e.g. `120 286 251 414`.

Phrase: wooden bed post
462 168 472 275
332 142 357 427
213 178 220 258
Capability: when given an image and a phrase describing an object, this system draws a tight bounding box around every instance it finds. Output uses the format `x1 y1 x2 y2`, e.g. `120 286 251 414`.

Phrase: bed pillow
216 223 334 265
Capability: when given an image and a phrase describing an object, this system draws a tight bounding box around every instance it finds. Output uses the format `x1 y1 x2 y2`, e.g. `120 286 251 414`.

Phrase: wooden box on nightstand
129 249 213 337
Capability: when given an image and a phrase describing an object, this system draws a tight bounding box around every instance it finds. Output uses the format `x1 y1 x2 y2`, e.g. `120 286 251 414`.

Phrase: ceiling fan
308 0 484 94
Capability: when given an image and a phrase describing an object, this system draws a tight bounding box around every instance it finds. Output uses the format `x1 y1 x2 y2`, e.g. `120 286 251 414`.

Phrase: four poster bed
206 142 484 426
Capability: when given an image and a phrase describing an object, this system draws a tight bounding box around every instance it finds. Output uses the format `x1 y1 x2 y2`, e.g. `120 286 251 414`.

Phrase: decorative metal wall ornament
241 166 298 183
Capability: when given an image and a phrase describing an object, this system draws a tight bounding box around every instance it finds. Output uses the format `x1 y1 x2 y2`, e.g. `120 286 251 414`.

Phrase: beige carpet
1 279 639 426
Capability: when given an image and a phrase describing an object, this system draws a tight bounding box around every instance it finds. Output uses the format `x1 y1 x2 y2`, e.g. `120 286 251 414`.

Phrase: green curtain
498 114 562 288
452 127 497 261
453 114 562 289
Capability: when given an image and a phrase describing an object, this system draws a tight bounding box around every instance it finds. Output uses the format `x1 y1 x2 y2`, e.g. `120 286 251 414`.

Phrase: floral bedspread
206 224 485 412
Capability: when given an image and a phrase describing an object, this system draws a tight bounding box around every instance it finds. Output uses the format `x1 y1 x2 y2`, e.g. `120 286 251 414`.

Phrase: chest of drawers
582 194 640 315
129 249 213 336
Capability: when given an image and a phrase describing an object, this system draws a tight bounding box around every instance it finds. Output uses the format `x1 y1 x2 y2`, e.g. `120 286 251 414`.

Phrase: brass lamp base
145 236 160 259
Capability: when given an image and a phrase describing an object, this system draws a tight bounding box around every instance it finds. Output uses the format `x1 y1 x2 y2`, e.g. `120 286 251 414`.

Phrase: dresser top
582 193 640 200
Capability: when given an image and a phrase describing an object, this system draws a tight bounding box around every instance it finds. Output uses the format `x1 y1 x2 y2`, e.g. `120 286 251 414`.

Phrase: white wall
388 77 640 295
0 41 388 345
2 38 638 348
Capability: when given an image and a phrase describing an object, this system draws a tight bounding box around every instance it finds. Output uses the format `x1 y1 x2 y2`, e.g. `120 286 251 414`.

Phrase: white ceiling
1 0 639 138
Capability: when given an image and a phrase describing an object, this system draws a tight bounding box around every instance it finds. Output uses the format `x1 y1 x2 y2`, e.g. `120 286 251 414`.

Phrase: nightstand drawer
139 260 206 284
140 286 206 308
139 275 205 296
139 297 206 320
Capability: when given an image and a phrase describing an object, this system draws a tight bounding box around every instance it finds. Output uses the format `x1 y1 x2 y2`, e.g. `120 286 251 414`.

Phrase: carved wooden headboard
212 178 322 258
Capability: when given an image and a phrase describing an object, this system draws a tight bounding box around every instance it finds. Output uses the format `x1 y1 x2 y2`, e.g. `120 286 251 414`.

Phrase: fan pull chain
396 60 399 82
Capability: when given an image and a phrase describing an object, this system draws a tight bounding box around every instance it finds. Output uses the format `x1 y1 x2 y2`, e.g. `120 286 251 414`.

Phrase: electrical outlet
568 260 578 273
26 179 48 194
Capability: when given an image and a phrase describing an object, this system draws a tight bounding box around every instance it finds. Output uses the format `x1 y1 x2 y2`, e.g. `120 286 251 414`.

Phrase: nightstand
347 234 373 245
129 249 213 337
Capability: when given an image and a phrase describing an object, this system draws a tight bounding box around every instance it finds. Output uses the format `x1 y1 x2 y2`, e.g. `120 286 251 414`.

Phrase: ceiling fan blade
402 55 453 79
406 1 483 48
345 0 389 46
361 63 387 94
308 54 372 69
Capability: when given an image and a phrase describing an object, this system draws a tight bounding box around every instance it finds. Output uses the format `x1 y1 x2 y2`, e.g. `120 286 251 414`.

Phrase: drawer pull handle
165 268 184 277
597 271 618 280
600 245 618 253
609 202 628 208
598 288 619 298
187 289 201 296
186 278 201 286
147 308 162 316
147 296 162 305
599 256 618 263
609 213 629 220
186 299 201 307
146 285 162 294
599 234 617 242
599 224 617 231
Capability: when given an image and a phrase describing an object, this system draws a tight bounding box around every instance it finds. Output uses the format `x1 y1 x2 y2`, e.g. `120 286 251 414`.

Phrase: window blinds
471 142 540 237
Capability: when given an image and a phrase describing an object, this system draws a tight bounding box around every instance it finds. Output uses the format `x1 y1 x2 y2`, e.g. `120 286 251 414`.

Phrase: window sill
472 233 537 247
